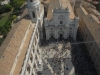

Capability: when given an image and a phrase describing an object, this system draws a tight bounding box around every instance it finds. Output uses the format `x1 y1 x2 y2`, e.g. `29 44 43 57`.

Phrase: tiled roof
0 9 31 75
40 0 50 4
13 23 35 75
47 0 75 20
76 6 100 48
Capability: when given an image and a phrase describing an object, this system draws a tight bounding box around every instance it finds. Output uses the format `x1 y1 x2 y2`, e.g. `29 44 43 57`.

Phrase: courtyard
39 41 75 75
37 39 98 75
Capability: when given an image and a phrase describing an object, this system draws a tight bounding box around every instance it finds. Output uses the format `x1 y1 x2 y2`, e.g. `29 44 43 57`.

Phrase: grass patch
0 12 11 27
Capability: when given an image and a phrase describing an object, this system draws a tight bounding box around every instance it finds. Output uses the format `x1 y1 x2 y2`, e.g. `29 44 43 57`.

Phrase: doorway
67 34 73 42
58 31 64 41
60 34 63 39
59 34 63 41
50 33 54 40
69 35 71 38
51 35 53 38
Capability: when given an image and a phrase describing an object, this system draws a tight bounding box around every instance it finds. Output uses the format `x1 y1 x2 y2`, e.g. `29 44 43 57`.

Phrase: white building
44 0 79 40
1 0 10 5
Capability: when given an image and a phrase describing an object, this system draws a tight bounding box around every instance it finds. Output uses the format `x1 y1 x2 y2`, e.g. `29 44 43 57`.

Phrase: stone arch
58 31 64 40
27 64 31 74
68 33 73 38
30 53 33 63
50 33 54 39
32 12 35 18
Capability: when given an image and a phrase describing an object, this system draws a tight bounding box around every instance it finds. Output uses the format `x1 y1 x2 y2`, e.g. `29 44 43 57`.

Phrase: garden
0 0 25 46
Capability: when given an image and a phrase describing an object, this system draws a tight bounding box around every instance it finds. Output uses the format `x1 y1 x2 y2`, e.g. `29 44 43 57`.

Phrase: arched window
27 64 30 74
32 12 35 18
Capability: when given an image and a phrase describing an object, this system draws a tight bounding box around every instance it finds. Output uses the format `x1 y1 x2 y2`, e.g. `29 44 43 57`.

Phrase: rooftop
76 6 100 49
40 0 50 4
0 9 32 75
47 0 75 20
13 23 35 75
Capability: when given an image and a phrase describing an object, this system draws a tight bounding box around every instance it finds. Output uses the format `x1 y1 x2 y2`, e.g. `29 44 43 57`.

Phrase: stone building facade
44 0 79 41
75 1 100 74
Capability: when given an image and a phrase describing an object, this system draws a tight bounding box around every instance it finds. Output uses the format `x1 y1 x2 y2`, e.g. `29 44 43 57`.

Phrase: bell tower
27 0 40 22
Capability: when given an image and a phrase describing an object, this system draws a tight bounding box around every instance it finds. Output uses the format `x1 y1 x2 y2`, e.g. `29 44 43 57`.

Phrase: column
55 28 58 39
40 31 43 40
46 29 49 40
73 28 77 40
64 28 67 39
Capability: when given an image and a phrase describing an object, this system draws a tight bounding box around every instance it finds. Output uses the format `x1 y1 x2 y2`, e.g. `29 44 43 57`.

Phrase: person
65 64 69 70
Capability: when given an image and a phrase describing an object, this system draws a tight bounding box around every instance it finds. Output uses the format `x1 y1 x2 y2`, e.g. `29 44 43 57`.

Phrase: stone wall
75 5 100 74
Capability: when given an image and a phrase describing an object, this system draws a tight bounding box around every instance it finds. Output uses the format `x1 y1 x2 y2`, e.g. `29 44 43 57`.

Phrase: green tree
0 4 12 14
0 26 8 37
5 4 12 12
4 21 11 31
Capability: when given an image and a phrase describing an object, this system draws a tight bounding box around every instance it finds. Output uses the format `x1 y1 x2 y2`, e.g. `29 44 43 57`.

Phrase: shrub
0 4 12 14
12 15 17 20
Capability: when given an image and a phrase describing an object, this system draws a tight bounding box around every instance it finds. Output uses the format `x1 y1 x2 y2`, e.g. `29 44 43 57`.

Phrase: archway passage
58 31 64 41
60 34 63 39
67 34 73 42
69 35 71 38
59 34 63 41
51 35 53 38
50 33 54 40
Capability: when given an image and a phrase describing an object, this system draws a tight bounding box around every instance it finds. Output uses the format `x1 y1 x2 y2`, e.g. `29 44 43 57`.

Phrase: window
51 28 53 30
37 49 40 54
36 55 37 60
30 0 33 2
32 12 35 18
30 54 33 62
27 64 30 74
70 28 72 30
60 21 63 24
60 28 62 31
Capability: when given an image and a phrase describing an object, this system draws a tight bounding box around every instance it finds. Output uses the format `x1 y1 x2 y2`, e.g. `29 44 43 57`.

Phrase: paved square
39 43 75 75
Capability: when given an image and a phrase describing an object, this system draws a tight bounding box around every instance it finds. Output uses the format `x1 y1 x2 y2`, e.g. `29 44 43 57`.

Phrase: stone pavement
39 43 75 75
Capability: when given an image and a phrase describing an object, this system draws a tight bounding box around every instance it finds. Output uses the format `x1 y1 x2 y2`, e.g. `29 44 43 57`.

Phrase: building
75 0 100 74
27 0 44 40
44 0 79 40
0 0 44 75
1 0 10 5
0 0 78 75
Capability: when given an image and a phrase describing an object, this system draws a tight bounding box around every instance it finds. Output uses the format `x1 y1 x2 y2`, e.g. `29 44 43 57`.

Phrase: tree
12 15 17 20
5 4 12 12
0 26 8 37
4 20 11 31
0 4 12 14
